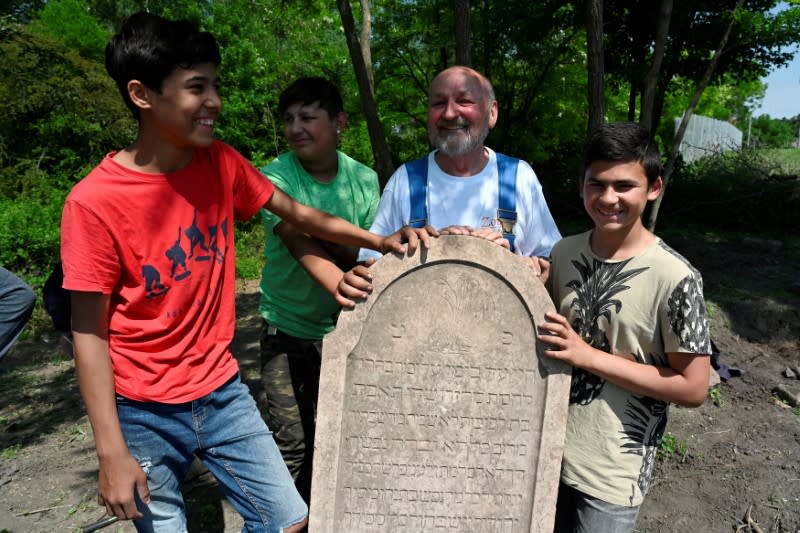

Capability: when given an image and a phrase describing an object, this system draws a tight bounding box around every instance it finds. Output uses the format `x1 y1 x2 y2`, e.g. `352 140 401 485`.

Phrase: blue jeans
117 374 308 533
0 267 35 361
554 482 640 533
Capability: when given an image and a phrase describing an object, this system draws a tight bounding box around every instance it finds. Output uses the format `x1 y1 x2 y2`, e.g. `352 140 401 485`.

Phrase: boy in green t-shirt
538 122 712 532
259 77 379 503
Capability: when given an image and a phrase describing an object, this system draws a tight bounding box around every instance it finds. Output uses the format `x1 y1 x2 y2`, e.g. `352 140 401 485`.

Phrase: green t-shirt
259 151 379 339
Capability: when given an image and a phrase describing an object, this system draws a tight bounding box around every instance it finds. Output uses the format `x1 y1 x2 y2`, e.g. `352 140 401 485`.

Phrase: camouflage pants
258 320 322 504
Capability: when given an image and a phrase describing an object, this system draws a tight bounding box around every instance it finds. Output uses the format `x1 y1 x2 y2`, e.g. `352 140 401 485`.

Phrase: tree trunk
586 0 604 135
454 0 472 66
627 84 637 121
358 0 375 97
647 0 745 232
434 2 448 71
481 0 492 78
336 0 395 188
640 0 672 131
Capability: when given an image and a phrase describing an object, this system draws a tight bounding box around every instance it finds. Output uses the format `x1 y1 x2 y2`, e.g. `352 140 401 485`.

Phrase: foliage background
0 0 798 332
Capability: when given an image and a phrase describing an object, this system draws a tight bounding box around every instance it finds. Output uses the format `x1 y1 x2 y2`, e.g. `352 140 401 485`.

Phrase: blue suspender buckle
497 208 517 235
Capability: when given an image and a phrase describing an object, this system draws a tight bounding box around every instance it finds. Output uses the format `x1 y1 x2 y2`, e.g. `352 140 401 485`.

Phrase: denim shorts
116 374 308 532
554 482 640 533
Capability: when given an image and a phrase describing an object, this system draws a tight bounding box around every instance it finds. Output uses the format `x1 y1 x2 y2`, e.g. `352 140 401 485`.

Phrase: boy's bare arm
265 187 432 255
71 291 150 521
274 221 348 301
538 311 710 407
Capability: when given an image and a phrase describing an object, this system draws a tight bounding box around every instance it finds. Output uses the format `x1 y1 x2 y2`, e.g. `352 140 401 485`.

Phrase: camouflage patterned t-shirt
549 231 711 507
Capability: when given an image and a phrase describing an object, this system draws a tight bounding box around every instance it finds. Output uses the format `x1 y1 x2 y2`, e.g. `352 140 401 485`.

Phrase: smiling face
282 100 343 167
427 67 497 157
143 62 221 149
581 160 662 237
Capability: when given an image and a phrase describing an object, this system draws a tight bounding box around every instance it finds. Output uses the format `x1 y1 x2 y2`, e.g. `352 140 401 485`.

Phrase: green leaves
0 24 134 195
28 0 110 61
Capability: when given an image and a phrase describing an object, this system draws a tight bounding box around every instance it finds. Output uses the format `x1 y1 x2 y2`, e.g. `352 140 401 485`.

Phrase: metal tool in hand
81 514 119 533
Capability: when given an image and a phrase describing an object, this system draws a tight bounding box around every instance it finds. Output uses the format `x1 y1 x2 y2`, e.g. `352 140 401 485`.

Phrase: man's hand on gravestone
468 227 510 250
380 225 439 255
439 225 473 235
336 260 376 308
537 311 595 369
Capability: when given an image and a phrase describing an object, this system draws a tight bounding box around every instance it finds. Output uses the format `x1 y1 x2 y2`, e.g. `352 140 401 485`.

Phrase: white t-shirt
358 149 561 261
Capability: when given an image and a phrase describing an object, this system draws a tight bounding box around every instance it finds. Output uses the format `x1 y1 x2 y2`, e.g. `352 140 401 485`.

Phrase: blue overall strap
496 153 519 253
405 156 429 228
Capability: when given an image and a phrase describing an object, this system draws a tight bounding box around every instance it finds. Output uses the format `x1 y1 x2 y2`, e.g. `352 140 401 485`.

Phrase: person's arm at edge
538 311 710 406
273 220 354 306
71 291 149 520
265 187 431 255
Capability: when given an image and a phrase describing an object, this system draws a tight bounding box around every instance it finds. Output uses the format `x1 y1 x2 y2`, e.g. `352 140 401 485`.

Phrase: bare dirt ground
1 234 798 533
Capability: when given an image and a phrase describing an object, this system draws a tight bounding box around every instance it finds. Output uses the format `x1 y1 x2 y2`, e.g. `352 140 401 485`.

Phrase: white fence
675 115 743 163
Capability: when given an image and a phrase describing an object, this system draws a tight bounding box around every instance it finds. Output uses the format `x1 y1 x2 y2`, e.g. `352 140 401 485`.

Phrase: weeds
1 444 22 459
67 424 86 442
708 386 724 406
65 497 92 519
657 432 688 461
705 299 719 320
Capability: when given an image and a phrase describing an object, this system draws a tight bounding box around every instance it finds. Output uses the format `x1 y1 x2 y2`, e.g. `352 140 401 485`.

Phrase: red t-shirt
61 141 274 403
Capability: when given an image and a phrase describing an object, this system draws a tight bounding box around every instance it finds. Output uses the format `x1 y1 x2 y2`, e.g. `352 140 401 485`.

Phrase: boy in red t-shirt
61 12 424 533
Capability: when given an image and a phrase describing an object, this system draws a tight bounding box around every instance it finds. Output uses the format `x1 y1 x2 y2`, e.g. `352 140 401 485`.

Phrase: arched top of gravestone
328 235 564 377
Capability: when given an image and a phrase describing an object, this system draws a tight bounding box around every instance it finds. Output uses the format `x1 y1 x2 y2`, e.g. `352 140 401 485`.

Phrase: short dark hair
105 12 221 120
278 77 344 119
582 122 662 184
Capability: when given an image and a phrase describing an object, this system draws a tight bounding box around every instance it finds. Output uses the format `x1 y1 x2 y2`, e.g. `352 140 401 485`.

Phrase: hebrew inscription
311 236 570 532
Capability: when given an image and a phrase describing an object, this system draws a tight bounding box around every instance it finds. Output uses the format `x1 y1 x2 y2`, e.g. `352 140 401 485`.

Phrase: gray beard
430 125 489 157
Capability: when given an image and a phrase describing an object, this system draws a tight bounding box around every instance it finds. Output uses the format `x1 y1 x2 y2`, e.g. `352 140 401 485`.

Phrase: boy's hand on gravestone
520 256 551 283
336 260 376 308
537 311 595 369
380 225 438 255
536 257 551 283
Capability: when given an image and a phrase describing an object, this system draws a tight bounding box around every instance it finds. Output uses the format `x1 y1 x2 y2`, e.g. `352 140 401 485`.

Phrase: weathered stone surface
310 236 571 532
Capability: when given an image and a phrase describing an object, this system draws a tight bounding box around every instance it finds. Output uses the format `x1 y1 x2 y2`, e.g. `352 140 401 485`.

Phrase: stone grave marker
310 235 571 532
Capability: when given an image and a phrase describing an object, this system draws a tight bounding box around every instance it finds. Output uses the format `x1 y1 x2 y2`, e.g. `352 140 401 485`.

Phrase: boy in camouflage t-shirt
539 122 711 533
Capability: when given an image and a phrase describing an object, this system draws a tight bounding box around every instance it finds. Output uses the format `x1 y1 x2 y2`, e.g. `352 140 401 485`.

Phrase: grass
235 220 266 280
758 148 800 176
